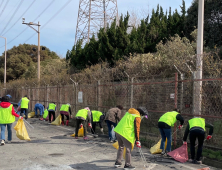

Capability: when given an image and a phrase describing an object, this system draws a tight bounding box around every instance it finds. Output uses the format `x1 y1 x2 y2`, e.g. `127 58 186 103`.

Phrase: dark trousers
75 119 87 137
61 114 69 121
106 120 117 140
189 129 205 161
48 111 55 122
91 122 102 134
20 108 28 120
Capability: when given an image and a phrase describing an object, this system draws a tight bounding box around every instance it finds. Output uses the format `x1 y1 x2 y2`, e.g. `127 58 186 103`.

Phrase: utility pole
22 18 41 81
193 0 204 115
0 36 7 88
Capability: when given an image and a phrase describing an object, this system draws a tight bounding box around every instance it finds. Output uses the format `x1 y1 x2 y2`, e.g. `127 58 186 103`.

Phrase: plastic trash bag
167 143 188 163
150 138 168 154
43 109 49 119
111 127 116 140
71 127 84 137
14 119 31 141
51 115 62 125
23 112 35 118
113 141 134 160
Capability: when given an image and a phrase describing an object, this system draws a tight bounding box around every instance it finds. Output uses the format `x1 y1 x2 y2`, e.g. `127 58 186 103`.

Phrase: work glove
100 128 104 133
88 123 92 128
19 116 23 120
183 141 187 145
178 125 183 130
206 135 212 140
136 141 141 148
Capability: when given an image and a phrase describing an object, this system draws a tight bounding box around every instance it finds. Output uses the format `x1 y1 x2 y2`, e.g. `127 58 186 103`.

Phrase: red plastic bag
167 143 188 163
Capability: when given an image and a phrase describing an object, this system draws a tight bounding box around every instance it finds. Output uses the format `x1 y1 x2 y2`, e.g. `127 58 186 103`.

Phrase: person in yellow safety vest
74 107 91 140
158 109 184 156
183 117 213 164
114 107 148 170
0 96 23 145
20 95 30 120
47 102 56 123
91 110 105 134
60 103 72 126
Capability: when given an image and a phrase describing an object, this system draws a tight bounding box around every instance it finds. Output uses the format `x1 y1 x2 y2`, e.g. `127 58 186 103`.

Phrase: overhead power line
0 0 9 19
0 0 24 35
24 0 72 43
0 0 4 11
0 0 55 48
2 0 36 36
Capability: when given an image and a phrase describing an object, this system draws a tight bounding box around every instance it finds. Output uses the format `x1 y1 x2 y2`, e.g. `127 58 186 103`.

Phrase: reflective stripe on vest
158 111 179 127
43 109 49 119
92 110 103 122
60 104 69 112
189 118 206 131
0 105 15 124
21 97 29 109
48 103 56 111
75 109 88 120
114 112 140 144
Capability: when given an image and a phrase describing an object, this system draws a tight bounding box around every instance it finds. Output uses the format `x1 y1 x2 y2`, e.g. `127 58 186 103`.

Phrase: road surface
0 118 219 170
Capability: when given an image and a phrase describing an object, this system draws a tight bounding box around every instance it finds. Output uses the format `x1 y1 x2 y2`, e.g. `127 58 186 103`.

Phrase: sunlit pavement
0 118 218 170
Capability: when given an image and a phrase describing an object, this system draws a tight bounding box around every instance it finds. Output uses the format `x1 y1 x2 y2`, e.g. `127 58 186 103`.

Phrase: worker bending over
75 107 91 140
91 110 105 134
158 109 184 156
34 103 45 118
60 103 72 126
183 117 213 164
114 107 148 170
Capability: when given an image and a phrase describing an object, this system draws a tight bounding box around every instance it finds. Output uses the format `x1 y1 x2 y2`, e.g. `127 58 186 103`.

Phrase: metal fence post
97 80 101 110
130 77 134 108
180 74 184 111
174 73 178 148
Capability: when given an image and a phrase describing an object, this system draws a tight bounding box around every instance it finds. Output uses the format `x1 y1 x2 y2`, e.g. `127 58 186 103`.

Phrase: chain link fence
1 73 222 150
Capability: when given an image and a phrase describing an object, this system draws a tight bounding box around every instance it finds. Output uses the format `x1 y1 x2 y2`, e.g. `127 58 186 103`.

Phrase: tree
0 44 60 82
185 0 222 48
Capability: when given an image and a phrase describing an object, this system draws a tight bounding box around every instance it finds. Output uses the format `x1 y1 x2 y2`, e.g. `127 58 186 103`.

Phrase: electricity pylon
75 0 118 45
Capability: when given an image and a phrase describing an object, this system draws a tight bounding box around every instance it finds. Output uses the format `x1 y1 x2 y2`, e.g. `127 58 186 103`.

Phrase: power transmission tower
75 0 118 45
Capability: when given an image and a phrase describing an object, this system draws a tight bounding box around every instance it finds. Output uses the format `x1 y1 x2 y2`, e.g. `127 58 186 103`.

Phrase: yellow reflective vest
114 112 140 144
92 110 103 122
189 118 205 131
158 111 179 127
43 109 49 119
0 105 15 124
75 109 88 119
48 103 56 111
21 97 29 109
60 104 70 112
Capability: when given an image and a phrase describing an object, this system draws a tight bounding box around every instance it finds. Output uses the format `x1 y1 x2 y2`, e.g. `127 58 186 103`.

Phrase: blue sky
0 0 193 58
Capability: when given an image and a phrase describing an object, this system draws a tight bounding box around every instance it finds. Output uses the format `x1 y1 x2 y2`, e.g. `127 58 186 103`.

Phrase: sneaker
188 159 195 163
1 140 5 145
74 137 78 139
110 140 114 143
161 150 165 155
124 165 135 170
114 161 122 168
163 151 170 157
114 139 117 142
195 160 202 164
7 141 11 144
83 136 89 140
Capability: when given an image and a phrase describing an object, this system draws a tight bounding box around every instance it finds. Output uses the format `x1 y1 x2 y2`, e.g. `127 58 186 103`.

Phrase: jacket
105 107 122 124
0 102 20 118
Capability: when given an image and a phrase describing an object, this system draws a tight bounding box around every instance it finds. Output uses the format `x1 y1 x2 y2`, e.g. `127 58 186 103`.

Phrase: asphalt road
0 118 219 170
